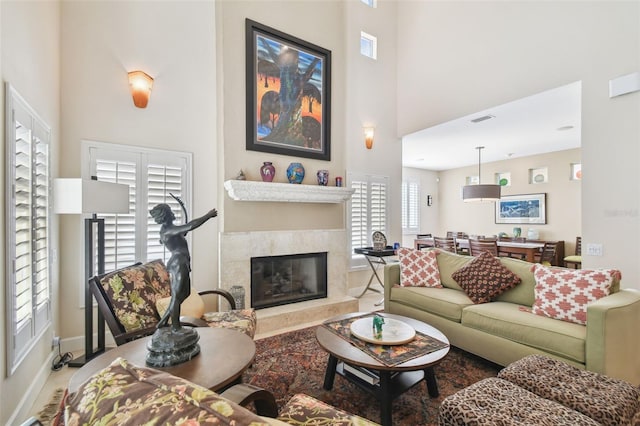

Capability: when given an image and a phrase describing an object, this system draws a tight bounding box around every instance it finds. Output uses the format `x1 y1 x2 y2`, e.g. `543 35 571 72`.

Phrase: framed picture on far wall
245 19 331 161
495 193 547 224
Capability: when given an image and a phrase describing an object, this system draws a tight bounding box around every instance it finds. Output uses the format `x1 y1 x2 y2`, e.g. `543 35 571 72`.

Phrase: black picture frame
495 193 547 224
246 19 331 161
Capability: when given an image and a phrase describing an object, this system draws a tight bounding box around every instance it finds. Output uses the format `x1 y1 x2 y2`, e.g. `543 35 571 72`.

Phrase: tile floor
25 291 382 421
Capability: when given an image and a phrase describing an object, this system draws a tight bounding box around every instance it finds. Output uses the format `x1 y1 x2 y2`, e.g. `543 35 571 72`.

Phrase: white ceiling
402 81 582 171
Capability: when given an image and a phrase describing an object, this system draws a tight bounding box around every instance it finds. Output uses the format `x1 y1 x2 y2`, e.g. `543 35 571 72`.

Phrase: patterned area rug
243 325 501 426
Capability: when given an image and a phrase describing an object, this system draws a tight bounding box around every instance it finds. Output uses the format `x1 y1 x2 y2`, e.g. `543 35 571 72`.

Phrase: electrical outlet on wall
586 243 603 256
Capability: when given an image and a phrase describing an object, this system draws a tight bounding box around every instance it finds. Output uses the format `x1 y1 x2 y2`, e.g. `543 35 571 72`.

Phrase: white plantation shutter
146 163 185 261
402 180 420 233
350 181 368 251
5 84 51 373
347 172 389 268
86 142 191 273
95 158 138 271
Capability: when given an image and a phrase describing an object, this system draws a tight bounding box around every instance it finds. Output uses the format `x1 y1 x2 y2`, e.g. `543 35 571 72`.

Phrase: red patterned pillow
451 251 521 303
398 247 442 288
531 264 619 325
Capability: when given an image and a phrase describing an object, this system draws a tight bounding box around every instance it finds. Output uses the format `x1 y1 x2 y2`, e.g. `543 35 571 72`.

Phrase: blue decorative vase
286 162 305 184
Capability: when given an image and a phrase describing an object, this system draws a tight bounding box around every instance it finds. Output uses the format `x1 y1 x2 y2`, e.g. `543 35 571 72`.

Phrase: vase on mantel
260 162 275 182
286 162 305 184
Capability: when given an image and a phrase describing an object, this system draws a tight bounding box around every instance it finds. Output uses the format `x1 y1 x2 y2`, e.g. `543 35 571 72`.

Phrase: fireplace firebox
250 252 327 309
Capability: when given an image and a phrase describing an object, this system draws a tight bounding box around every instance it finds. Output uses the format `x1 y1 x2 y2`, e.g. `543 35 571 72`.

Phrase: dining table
413 237 545 263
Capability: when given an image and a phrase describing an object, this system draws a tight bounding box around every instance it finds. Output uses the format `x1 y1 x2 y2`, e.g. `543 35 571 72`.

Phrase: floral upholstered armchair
62 357 380 426
90 259 256 346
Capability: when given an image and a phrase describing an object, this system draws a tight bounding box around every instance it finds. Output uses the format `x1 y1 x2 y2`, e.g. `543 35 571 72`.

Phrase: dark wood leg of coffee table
323 354 338 390
379 370 393 426
424 366 439 397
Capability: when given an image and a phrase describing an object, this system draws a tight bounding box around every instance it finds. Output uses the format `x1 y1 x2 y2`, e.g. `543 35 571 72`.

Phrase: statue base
146 327 200 367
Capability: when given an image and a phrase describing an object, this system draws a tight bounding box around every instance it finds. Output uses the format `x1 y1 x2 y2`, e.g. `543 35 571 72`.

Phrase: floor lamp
53 178 130 366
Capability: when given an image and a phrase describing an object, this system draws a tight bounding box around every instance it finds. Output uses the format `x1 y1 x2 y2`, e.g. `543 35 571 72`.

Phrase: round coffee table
316 312 450 426
69 327 255 393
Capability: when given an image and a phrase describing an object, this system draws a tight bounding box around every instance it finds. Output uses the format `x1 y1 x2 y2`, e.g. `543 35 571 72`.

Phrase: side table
68 327 255 393
354 246 397 306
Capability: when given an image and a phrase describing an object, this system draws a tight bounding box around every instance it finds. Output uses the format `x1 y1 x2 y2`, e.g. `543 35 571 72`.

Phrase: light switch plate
586 243 603 256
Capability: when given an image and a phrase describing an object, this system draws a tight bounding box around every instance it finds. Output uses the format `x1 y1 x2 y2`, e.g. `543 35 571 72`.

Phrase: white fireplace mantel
224 180 355 203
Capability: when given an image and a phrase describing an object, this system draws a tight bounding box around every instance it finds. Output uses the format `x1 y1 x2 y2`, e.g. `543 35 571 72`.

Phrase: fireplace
251 252 328 309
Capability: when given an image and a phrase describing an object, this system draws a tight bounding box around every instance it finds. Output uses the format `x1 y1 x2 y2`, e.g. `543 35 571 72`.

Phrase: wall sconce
427 195 433 206
128 70 154 108
364 127 375 149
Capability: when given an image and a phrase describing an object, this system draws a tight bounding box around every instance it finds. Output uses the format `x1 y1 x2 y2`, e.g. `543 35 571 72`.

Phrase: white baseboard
6 352 56 426
60 333 115 354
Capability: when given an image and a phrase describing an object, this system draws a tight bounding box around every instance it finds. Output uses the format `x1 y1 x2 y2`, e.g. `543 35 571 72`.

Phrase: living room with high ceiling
2 1 639 425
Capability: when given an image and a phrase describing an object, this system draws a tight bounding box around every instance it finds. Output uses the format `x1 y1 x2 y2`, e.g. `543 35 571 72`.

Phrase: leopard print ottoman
498 354 639 425
438 377 600 425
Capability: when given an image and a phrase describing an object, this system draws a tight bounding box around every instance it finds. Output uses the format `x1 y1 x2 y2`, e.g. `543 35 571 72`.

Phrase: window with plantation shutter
402 180 420 234
84 141 191 274
347 172 389 268
5 84 51 374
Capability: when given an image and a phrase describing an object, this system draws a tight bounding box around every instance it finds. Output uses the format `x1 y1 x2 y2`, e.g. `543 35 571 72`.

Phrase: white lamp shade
462 184 501 202
53 178 130 214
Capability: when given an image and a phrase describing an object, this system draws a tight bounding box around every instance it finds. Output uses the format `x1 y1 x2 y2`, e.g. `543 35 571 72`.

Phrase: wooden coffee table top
69 327 255 393
316 312 450 372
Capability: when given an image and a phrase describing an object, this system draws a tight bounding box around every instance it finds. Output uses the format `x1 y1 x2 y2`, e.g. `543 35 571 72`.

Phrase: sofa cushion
498 354 640 425
98 260 171 332
462 301 586 363
389 286 473 322
433 249 473 290
64 357 269 425
532 265 619 325
397 247 442 287
452 251 521 304
438 377 600 426
493 256 537 306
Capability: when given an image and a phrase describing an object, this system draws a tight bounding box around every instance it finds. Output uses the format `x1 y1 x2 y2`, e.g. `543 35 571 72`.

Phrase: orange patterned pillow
398 247 442 287
531 264 619 325
452 251 521 303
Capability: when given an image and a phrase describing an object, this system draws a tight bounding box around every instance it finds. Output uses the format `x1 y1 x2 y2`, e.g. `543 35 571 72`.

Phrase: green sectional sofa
383 249 640 385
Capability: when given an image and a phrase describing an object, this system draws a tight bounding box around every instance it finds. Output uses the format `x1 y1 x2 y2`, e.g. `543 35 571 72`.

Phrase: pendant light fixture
462 146 501 202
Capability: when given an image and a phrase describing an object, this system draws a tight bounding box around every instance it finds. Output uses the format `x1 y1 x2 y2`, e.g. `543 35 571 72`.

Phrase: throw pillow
156 290 206 319
451 251 521 303
531 264 619 325
398 247 442 288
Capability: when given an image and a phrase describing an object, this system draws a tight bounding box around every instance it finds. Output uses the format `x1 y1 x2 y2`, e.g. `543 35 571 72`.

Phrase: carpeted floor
243 325 501 426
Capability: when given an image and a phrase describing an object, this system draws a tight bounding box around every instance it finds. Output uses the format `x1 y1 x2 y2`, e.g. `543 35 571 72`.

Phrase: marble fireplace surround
219 229 358 335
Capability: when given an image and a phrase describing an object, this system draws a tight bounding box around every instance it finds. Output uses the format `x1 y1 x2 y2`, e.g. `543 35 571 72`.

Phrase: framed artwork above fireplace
245 19 331 161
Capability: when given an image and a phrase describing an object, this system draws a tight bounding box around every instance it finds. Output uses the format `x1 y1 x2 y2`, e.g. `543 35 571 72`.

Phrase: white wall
59 1 218 346
402 167 439 248
438 149 581 249
217 0 401 291
1 1 61 423
218 0 348 233
397 1 640 289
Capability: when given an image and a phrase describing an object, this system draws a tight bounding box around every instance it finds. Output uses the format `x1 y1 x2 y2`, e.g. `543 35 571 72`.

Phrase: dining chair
434 236 458 254
538 241 559 266
468 239 498 257
563 237 582 268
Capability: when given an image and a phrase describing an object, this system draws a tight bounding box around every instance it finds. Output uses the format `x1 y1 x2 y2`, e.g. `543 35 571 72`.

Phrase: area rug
243 325 501 425
36 387 65 425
